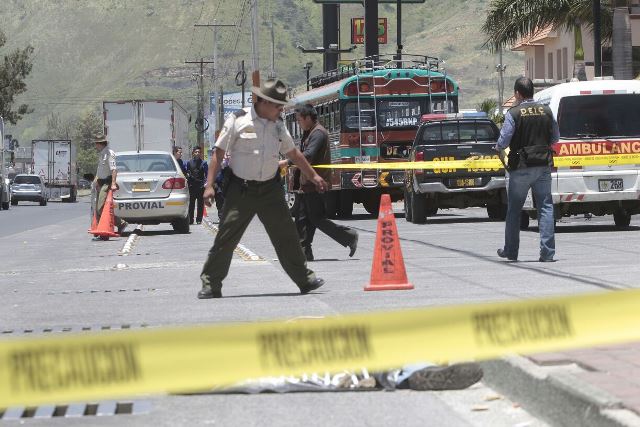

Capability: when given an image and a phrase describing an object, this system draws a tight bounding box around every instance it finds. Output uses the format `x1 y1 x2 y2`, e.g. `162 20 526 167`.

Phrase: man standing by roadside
93 136 126 235
198 79 327 299
495 77 559 262
186 147 208 224
173 146 188 175
280 104 358 261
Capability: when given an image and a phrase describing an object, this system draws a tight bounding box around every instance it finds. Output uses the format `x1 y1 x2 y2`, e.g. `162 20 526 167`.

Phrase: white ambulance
521 79 640 228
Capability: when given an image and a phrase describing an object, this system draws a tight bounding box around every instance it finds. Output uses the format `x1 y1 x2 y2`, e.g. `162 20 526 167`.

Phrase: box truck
103 100 189 153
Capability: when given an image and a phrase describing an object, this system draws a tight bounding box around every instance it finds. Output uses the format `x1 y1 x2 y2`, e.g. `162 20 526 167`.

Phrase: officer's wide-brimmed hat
93 135 108 145
251 78 292 106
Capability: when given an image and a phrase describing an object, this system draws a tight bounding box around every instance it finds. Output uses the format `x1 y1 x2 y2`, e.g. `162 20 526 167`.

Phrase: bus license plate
132 182 150 192
598 179 623 192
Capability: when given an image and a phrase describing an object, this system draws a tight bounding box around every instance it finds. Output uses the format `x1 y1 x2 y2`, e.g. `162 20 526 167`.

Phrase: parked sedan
113 151 190 233
10 174 47 206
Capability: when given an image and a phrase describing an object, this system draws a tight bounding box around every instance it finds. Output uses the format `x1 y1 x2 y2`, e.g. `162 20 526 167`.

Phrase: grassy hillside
0 0 523 143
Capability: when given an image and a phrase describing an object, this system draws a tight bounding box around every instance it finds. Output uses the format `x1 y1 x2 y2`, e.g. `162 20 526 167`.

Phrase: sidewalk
482 342 640 427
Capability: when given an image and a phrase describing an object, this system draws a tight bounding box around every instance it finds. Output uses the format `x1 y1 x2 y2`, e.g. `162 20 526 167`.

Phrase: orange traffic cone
88 211 98 233
88 190 120 239
364 194 413 291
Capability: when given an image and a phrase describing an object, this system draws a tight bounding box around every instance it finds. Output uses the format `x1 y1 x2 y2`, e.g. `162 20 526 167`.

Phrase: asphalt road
3 195 639 425
0 197 90 238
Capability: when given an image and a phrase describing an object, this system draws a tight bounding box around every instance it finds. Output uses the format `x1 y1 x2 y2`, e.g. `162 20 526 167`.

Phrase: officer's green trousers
200 178 316 292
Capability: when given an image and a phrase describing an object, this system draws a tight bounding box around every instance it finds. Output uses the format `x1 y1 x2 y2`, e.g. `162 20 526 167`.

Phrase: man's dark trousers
297 192 357 250
189 185 204 223
200 178 317 292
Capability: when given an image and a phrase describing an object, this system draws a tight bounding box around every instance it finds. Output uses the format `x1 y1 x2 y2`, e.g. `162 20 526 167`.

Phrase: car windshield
558 94 640 138
377 100 421 129
14 176 41 184
116 154 176 173
419 121 498 145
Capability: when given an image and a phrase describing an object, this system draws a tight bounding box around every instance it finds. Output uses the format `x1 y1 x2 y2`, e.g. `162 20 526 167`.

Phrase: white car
113 151 190 233
10 174 47 206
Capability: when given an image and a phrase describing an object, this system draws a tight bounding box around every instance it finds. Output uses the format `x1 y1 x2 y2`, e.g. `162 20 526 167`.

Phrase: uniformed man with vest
198 79 328 299
186 147 208 224
93 136 127 236
495 77 560 262
281 103 358 261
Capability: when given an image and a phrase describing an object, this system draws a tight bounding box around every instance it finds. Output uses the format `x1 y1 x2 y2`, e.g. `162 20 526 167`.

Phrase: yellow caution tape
313 153 640 170
2 288 640 407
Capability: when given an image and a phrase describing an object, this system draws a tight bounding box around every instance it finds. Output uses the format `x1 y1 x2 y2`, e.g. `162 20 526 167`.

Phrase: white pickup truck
521 80 640 228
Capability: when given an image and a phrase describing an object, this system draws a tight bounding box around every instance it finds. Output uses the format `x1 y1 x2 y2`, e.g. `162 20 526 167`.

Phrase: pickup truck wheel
613 211 631 228
337 190 353 219
11 199 18 206
520 212 530 230
411 193 427 224
363 196 380 216
39 198 47 206
172 217 190 234
487 204 507 220
403 189 413 222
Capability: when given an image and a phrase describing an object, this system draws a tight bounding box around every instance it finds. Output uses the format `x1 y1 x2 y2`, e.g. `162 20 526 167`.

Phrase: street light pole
303 62 313 90
593 0 602 77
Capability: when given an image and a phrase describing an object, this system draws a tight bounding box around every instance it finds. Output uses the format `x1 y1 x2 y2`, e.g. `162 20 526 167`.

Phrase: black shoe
196 221 202 225
348 233 358 257
197 287 222 299
408 363 484 391
304 246 314 262
497 248 517 261
300 278 325 294
539 257 556 262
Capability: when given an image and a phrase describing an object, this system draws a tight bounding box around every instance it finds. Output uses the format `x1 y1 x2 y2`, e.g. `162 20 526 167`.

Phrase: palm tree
482 0 621 80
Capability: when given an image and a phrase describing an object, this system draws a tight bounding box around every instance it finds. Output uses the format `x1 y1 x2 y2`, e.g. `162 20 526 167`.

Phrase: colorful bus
285 55 459 217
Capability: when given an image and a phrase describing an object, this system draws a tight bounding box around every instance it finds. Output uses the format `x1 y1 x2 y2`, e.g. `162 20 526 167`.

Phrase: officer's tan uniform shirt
96 146 116 179
215 106 295 181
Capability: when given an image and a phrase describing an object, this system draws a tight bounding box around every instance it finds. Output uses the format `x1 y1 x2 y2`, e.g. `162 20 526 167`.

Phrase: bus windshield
558 94 640 138
377 100 421 129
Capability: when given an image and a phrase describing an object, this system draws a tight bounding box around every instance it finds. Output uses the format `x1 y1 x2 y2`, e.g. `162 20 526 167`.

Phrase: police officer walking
186 147 208 224
281 104 358 261
198 79 327 299
495 77 560 262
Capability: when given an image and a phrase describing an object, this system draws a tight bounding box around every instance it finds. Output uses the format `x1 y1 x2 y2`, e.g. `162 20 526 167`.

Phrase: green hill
1 0 523 143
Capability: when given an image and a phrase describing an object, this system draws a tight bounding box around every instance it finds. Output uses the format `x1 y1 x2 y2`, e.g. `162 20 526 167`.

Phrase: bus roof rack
308 54 442 89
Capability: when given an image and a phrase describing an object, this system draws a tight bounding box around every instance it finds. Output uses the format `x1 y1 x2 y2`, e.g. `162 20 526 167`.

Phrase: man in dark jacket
281 104 358 261
186 147 208 224
495 77 560 262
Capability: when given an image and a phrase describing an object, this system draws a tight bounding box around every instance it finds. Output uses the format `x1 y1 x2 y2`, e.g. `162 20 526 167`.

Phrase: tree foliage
0 30 34 124
43 109 102 175
482 0 614 50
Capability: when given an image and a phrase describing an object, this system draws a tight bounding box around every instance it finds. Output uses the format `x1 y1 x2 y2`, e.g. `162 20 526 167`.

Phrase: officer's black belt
230 171 280 187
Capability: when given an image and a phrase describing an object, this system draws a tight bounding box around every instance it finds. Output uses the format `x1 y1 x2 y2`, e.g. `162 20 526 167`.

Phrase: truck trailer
103 100 189 153
32 139 78 202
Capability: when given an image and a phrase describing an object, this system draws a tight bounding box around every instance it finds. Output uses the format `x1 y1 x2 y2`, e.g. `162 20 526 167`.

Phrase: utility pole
185 59 215 150
593 0 602 77
496 47 506 113
396 0 402 62
251 0 260 101
194 21 234 136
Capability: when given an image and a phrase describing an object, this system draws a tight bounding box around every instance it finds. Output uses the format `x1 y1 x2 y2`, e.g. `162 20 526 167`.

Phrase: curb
481 356 640 427
201 217 264 261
